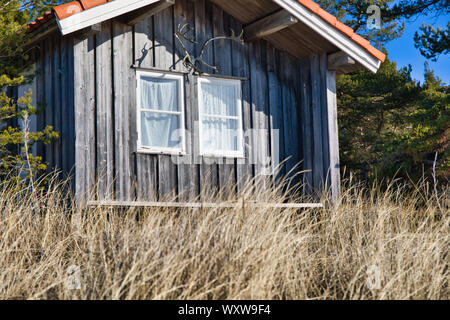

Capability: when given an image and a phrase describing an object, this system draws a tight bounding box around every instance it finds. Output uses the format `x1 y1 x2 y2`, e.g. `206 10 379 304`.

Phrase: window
198 77 244 157
136 71 185 154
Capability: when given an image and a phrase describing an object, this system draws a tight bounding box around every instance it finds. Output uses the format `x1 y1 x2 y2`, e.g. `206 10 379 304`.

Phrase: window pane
201 117 222 152
141 112 182 149
201 118 240 153
223 119 240 152
201 80 238 117
141 77 178 112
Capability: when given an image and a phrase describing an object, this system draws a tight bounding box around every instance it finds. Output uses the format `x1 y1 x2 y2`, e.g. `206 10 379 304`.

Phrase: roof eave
56 0 161 36
274 0 384 73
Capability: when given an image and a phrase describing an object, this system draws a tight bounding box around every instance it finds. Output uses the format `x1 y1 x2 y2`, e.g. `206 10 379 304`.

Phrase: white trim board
87 200 324 209
56 0 161 36
273 0 382 73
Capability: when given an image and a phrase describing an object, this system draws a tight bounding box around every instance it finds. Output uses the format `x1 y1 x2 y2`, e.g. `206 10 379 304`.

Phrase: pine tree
315 0 405 45
0 1 63 183
414 23 450 61
337 59 449 182
401 64 449 180
337 59 420 181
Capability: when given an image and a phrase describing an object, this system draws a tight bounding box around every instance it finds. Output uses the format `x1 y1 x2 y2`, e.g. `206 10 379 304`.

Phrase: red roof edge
27 0 110 32
297 0 386 62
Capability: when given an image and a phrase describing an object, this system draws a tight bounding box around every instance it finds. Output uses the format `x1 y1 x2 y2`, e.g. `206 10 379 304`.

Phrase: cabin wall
34 34 76 180
70 0 337 203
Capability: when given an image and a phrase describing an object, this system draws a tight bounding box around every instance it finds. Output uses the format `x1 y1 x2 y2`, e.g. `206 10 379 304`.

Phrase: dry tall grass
0 175 448 300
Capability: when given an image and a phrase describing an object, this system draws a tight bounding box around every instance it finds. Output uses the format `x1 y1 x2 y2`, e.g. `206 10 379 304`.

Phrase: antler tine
176 23 198 44
230 28 245 44
176 25 244 74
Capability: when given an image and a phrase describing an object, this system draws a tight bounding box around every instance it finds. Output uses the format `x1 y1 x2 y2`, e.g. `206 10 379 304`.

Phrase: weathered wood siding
34 0 339 202
34 34 75 180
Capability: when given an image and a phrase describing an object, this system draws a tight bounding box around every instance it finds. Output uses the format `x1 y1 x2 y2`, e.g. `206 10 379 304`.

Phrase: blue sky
384 12 449 85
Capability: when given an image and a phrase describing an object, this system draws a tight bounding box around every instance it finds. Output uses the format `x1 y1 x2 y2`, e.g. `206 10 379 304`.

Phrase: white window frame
136 70 186 155
197 77 244 158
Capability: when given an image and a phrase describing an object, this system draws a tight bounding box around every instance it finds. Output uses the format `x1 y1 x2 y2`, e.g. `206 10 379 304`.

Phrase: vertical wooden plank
53 38 62 171
44 38 53 170
300 58 313 194
154 6 175 70
73 36 95 203
113 22 134 201
294 58 304 182
136 156 148 201
154 6 178 200
129 27 138 202
60 36 69 176
326 69 341 203
35 41 46 163
136 141 159 200
230 15 252 192
310 54 324 193
88 37 96 200
174 0 194 73
267 44 285 181
158 153 177 201
59 36 76 180
145 155 158 201
96 21 114 200
279 51 293 182
284 54 302 187
249 40 271 186
213 4 233 76
194 0 214 73
134 15 155 68
67 37 76 184
320 53 331 190
112 23 123 201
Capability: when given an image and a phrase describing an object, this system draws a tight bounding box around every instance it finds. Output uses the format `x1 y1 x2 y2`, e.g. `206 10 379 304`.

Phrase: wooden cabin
24 0 386 206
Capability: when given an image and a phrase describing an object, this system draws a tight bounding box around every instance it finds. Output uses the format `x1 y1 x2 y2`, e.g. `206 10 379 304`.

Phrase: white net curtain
140 76 182 149
199 79 241 154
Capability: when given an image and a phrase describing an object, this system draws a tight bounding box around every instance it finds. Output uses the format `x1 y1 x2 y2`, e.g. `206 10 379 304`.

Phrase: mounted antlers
175 23 244 75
